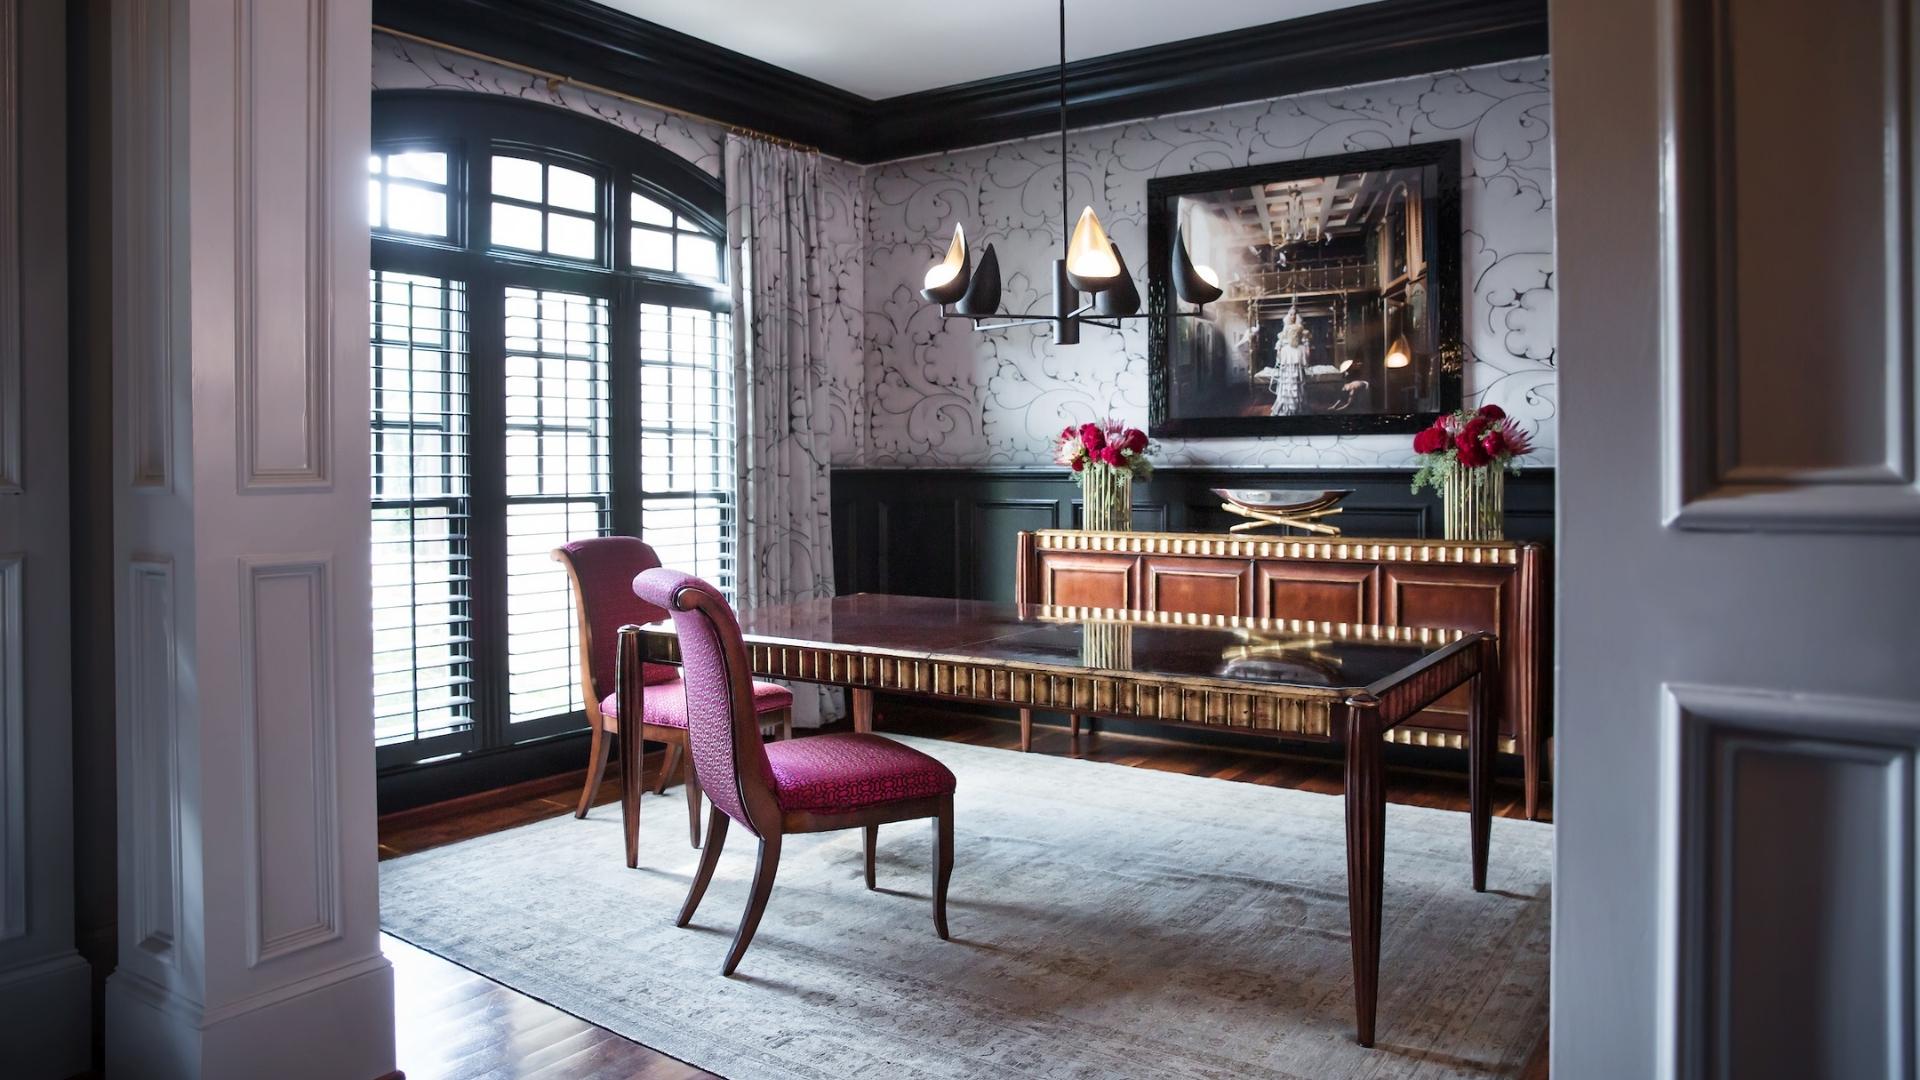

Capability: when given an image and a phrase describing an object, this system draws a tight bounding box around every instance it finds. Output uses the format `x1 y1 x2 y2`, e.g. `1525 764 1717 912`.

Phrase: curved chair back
632 568 781 836
552 536 671 706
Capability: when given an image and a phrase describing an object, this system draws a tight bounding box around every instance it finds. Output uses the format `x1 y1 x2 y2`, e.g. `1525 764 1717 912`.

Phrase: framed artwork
1146 142 1463 438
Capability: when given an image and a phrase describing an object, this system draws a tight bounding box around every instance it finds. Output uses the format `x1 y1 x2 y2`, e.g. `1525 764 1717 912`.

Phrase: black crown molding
375 0 873 155
375 0 1548 164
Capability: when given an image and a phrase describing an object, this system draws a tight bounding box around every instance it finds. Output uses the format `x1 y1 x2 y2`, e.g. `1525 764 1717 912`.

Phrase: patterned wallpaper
861 60 1556 468
372 34 1553 470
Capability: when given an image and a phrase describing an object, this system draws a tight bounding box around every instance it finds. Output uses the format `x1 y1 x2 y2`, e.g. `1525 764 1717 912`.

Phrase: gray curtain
725 134 841 725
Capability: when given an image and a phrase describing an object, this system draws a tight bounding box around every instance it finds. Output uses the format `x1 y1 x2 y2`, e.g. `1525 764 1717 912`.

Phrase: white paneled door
1552 0 1920 1077
106 2 393 1078
0 3 91 1076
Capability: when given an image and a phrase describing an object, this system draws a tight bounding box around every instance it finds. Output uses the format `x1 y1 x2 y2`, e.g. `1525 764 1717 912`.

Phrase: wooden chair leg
576 723 611 819
1018 708 1033 752
682 750 704 849
863 824 878 890
931 795 954 940
722 833 783 976
781 708 793 742
655 742 682 797
677 807 729 927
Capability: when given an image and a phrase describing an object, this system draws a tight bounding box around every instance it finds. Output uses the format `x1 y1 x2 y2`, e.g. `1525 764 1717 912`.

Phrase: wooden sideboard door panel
1039 553 1139 609
1383 565 1516 737
1143 556 1254 616
1254 561 1381 623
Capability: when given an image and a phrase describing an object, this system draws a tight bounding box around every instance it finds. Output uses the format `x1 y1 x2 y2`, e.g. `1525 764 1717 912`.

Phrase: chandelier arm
960 317 1058 332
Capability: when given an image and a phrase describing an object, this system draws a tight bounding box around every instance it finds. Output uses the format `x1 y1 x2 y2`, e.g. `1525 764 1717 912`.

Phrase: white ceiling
596 0 1374 99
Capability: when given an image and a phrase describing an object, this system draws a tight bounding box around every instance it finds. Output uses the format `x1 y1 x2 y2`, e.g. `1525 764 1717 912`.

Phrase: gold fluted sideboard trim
1387 727 1518 754
1029 528 1529 566
1032 604 1467 644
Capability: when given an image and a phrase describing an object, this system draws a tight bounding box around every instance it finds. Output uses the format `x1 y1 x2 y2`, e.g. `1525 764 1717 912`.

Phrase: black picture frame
1146 141 1464 438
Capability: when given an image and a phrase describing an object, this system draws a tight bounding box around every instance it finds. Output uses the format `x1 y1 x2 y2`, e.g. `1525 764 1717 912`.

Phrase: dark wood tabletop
619 592 1496 1048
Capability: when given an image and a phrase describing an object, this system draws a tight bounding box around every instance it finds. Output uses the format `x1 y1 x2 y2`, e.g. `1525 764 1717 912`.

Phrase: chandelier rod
1059 0 1068 260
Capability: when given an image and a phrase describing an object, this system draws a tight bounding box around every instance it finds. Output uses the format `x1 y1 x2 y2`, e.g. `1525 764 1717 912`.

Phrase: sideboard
1015 529 1550 819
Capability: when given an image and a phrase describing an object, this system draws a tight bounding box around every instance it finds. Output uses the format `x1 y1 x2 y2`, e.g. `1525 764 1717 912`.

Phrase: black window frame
371 91 728 780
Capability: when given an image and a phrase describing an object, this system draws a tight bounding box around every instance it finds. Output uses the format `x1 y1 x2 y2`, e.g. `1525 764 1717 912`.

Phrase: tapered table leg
1343 702 1385 1048
851 687 874 734
1469 641 1496 892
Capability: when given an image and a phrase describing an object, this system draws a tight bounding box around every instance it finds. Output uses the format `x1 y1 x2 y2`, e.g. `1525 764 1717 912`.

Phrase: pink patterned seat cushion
599 677 793 730
763 733 956 814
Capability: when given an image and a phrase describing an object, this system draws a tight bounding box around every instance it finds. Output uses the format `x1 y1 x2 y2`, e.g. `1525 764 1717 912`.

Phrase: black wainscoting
832 467 1554 603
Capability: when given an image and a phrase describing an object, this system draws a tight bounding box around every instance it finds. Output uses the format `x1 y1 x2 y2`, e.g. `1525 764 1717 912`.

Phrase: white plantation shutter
501 286 613 724
639 302 736 595
369 271 474 749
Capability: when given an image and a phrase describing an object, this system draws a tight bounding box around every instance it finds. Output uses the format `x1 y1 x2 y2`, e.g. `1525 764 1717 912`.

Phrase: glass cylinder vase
1442 464 1506 541
1080 466 1133 532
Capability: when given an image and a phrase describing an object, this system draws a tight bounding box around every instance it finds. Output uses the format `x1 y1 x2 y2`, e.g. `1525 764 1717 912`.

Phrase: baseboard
106 955 395 1080
377 748 665 834
0 951 91 1080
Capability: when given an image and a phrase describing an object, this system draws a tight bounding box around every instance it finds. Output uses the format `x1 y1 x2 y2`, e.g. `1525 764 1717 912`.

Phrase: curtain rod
373 25 823 154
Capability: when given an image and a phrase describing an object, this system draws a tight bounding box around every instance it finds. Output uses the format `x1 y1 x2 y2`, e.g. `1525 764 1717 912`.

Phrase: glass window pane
388 151 447 184
638 300 736 596
502 286 611 726
631 191 673 226
492 155 543 202
676 234 718 280
631 227 673 270
386 185 447 237
491 201 543 251
368 179 383 229
368 270 473 749
368 154 383 174
675 214 707 233
546 212 596 260
547 164 596 213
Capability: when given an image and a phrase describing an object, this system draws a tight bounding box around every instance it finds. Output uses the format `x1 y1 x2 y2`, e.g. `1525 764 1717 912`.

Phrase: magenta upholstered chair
551 537 793 848
631 567 957 975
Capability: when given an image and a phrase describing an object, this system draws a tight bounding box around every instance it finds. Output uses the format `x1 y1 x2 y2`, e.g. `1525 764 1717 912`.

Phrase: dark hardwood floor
380 705 1552 1079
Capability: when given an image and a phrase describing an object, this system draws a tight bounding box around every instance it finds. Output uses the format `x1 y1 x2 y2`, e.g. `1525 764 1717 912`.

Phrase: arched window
369 92 732 769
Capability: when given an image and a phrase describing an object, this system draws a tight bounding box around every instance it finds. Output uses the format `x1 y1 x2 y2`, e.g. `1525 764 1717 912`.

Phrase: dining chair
552 537 794 849
630 568 957 975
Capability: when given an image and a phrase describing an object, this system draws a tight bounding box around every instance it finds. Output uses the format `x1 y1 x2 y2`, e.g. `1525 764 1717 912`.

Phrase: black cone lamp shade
921 224 972 305
1093 243 1140 317
954 243 1001 317
1172 227 1224 306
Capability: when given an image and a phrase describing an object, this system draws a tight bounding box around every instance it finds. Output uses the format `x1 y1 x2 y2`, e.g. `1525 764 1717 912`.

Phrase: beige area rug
380 736 1551 1079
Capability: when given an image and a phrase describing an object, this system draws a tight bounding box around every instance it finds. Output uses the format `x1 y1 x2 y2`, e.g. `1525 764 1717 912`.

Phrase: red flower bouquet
1059 420 1152 532
1055 420 1154 480
1409 404 1532 541
1409 403 1534 494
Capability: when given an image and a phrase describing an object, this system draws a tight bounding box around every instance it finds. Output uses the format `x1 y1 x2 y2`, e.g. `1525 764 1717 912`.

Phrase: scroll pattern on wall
861 60 1555 468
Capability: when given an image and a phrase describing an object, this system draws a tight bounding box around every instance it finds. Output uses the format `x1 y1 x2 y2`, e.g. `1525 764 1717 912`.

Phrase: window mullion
611 281 642 538
465 271 513 753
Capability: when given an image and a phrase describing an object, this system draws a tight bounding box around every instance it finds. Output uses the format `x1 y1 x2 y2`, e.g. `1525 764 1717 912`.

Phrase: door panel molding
0 0 17 496
1663 684 1920 1079
0 555 20 942
238 555 342 966
233 0 334 492
1660 0 1920 533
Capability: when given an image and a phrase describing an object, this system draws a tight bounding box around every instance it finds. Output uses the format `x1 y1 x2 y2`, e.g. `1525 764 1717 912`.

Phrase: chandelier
918 0 1224 345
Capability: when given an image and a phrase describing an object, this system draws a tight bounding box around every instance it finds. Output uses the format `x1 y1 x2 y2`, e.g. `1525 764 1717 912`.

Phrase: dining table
615 593 1498 1047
